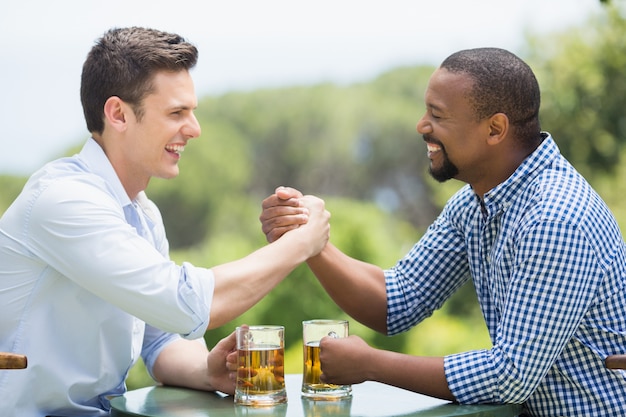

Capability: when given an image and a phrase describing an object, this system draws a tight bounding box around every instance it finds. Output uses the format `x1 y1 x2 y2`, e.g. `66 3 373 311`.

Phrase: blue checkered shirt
384 134 626 416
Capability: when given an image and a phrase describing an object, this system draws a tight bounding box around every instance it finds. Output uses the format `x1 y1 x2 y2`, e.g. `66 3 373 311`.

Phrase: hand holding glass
301 319 352 400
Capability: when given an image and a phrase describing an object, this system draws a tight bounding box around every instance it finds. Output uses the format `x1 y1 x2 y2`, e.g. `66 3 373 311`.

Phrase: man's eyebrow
426 102 445 113
169 104 196 111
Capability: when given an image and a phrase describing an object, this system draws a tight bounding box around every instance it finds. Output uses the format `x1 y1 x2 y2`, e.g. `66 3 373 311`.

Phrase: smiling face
103 70 201 198
417 68 494 188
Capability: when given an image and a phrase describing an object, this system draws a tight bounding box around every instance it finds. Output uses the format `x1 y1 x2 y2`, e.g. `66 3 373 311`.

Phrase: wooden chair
605 354 626 370
0 352 27 369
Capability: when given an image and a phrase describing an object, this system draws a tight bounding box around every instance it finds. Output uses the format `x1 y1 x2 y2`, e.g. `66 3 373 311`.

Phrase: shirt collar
78 138 132 208
482 132 558 216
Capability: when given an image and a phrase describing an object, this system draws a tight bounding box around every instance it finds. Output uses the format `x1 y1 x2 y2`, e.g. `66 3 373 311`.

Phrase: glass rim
302 319 348 325
236 325 284 331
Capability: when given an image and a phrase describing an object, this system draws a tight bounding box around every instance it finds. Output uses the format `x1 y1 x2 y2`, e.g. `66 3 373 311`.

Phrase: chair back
605 354 626 370
0 352 27 369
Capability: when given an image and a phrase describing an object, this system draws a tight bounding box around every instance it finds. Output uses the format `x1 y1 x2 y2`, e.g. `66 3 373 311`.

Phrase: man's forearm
307 243 388 334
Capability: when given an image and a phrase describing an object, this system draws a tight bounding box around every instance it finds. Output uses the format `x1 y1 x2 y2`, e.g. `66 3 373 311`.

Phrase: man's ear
103 96 128 132
486 113 509 146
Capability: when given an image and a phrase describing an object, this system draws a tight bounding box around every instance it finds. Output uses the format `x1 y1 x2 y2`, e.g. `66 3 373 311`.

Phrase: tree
528 6 626 179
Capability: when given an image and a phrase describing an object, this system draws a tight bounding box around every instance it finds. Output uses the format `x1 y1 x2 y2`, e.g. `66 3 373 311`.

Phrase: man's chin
158 169 180 180
428 168 453 183
428 160 458 182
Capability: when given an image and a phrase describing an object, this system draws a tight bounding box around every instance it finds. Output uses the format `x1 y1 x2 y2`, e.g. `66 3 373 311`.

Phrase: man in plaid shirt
259 48 626 416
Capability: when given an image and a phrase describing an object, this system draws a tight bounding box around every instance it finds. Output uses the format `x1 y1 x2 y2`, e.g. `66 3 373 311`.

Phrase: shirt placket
477 203 504 328
130 202 156 247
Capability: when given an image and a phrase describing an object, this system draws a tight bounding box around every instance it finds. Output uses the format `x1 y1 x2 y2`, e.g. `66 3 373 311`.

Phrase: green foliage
0 175 27 210
528 6 626 179
148 121 254 248
592 145 626 233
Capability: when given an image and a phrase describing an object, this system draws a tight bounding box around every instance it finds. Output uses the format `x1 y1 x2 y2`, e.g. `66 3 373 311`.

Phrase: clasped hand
260 186 311 243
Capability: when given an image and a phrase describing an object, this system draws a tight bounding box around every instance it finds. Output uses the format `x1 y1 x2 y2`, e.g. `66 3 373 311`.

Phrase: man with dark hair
260 48 626 416
0 27 329 416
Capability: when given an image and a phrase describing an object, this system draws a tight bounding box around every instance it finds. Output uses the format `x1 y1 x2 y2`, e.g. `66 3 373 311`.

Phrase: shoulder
516 157 622 258
439 184 479 226
531 157 608 225
27 160 125 225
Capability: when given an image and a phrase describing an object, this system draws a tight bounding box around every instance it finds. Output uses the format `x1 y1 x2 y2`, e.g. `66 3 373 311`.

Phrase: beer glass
301 319 352 400
235 325 287 406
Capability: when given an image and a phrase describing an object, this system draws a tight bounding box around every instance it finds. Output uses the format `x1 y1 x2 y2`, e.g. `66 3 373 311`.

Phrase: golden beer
303 341 338 389
237 345 285 394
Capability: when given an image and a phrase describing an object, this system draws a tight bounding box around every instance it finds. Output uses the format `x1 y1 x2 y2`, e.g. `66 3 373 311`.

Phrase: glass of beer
235 325 287 406
301 319 352 400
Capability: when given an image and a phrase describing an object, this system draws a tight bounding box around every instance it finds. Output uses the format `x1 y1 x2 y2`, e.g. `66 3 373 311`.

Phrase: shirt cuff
444 349 498 404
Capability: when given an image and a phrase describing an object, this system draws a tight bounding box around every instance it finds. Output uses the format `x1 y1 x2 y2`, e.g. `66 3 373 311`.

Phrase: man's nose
184 112 202 139
416 114 431 135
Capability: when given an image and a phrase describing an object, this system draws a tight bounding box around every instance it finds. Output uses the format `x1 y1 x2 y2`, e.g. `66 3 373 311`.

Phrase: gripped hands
260 186 309 243
290 194 330 259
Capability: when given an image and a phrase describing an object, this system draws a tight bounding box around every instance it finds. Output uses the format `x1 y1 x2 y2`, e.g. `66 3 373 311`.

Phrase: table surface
110 374 524 417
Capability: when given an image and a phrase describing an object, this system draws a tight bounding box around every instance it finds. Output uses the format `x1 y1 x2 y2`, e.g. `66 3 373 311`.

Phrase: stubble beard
428 148 459 183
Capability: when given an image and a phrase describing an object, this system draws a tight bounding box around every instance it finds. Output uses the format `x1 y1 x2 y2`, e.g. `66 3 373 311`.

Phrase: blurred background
1 0 624 388
0 0 608 175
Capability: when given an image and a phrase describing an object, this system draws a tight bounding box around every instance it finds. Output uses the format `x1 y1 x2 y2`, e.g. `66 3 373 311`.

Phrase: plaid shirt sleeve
385 187 474 335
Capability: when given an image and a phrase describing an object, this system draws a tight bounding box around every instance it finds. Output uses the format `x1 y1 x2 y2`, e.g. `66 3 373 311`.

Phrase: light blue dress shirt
0 138 215 416
385 134 626 416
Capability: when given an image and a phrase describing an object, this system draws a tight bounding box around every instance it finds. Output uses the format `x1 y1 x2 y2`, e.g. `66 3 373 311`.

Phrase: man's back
0 154 145 416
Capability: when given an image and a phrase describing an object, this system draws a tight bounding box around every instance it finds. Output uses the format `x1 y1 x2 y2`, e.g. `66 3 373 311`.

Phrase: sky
0 0 604 176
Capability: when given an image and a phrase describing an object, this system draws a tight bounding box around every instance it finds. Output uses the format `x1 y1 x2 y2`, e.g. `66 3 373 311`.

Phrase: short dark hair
80 27 198 135
440 47 541 145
